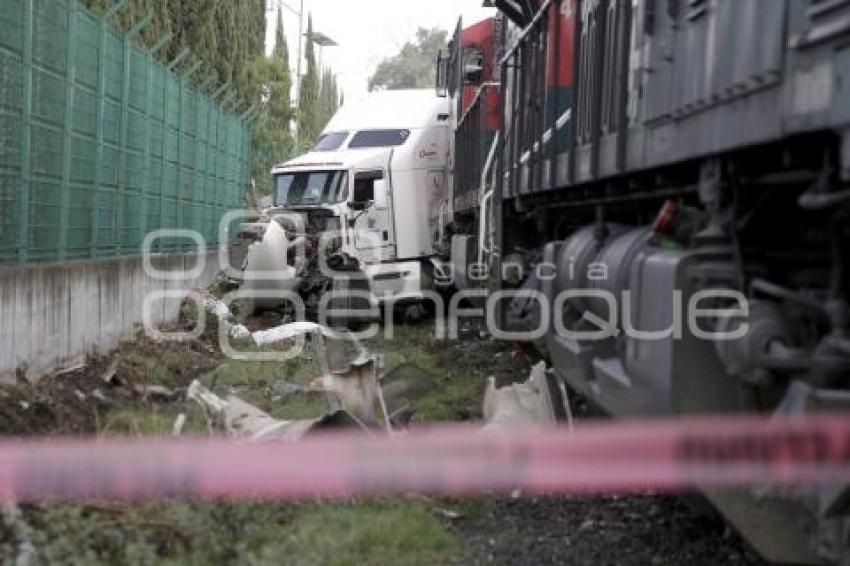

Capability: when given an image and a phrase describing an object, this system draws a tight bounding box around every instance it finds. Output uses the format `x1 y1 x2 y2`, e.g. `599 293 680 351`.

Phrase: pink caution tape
0 415 849 502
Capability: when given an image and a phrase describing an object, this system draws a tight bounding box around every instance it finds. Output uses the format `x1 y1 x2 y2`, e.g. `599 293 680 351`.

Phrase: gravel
453 494 764 565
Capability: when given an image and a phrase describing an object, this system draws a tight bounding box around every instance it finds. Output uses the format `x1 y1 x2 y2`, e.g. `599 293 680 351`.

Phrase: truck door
352 170 396 262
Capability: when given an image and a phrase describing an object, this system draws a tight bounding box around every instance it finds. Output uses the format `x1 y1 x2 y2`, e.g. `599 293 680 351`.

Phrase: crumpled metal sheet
252 322 335 347
187 323 390 441
187 380 365 442
482 362 558 431
310 357 390 431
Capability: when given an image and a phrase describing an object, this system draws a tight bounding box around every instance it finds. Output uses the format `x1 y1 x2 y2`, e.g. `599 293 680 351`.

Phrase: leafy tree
79 0 265 102
368 28 448 91
80 0 274 192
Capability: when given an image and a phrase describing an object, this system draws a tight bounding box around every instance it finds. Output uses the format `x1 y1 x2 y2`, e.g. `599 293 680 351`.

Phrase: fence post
115 22 132 255
176 75 184 252
89 1 128 258
135 20 154 251
147 32 171 255
89 12 104 258
202 94 212 246
57 0 78 261
17 0 34 265
157 67 167 254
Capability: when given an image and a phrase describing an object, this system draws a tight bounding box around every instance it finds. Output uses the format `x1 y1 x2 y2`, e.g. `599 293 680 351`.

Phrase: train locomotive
437 0 850 563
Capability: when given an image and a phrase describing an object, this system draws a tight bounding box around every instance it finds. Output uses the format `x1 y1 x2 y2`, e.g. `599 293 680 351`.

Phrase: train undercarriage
440 2 850 557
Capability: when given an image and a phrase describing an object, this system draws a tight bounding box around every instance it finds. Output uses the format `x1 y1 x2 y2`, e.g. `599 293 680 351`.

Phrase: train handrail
519 108 572 164
478 134 500 264
457 82 500 130
499 0 555 66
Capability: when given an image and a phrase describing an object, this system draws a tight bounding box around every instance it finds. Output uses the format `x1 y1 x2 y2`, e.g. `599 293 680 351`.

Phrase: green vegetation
0 317 531 565
275 502 458 566
368 28 448 91
1 500 457 566
247 6 297 191
79 0 266 103
78 1 342 196
297 15 322 154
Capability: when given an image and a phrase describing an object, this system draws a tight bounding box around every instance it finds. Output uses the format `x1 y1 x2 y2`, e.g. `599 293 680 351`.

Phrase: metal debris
229 324 252 342
203 297 253 342
133 383 178 403
309 357 390 430
187 380 364 442
187 323 391 440
172 413 187 437
100 359 119 384
252 322 334 347
482 362 558 431
203 298 231 320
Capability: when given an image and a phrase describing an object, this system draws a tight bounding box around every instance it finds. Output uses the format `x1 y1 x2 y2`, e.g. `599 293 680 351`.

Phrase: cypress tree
247 6 295 192
297 14 320 153
273 7 291 107
317 69 340 130
79 0 276 192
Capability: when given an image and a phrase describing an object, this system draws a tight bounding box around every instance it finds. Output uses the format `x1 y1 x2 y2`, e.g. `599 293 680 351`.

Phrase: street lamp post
309 31 338 73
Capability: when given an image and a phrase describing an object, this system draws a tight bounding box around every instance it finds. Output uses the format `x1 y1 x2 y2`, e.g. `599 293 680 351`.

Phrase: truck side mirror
347 201 367 211
373 179 388 208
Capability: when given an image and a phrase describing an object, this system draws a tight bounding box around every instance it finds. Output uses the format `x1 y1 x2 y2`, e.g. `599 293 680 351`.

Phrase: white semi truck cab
231 90 452 314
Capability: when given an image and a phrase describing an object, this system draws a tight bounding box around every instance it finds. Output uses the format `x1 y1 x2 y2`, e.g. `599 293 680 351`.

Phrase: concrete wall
0 253 220 383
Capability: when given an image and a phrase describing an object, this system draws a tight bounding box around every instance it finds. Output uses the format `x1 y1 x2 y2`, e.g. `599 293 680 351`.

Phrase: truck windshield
274 171 349 206
348 129 411 149
313 131 349 151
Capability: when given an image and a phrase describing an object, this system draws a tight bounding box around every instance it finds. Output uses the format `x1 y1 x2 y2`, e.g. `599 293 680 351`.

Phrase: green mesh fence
0 0 252 264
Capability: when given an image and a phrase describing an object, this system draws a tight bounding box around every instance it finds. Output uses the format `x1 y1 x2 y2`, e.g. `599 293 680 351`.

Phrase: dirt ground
0 302 765 565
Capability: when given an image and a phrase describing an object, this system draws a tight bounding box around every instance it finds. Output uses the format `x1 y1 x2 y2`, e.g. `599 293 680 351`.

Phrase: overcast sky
265 0 495 102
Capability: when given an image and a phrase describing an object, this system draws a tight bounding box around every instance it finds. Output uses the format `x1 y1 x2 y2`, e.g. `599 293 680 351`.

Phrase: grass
0 319 531 565
272 502 458 566
98 405 210 437
1 501 458 566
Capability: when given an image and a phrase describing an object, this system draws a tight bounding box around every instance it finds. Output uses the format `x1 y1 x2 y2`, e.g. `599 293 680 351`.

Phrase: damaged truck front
229 90 452 319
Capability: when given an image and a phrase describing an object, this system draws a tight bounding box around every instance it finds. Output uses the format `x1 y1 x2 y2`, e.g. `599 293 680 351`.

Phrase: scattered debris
187 380 364 442
100 359 119 384
433 507 463 521
482 362 557 431
2 502 35 566
203 298 231 320
229 324 252 342
252 322 334 347
52 361 86 378
172 413 187 437
187 322 393 440
310 357 389 429
203 297 255 342
132 384 179 403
